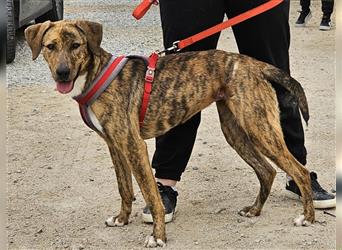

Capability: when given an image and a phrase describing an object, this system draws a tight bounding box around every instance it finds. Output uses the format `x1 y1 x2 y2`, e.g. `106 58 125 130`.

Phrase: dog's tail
262 64 309 125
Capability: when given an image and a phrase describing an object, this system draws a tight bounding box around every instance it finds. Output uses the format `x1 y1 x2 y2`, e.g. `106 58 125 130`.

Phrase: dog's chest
71 74 104 133
70 74 87 97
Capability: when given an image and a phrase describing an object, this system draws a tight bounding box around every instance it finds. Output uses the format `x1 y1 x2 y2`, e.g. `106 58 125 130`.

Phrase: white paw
293 214 311 227
238 210 253 217
105 216 125 227
144 235 166 248
238 210 247 216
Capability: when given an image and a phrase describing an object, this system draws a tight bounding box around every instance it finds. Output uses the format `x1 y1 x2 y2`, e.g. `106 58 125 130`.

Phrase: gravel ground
7 0 336 249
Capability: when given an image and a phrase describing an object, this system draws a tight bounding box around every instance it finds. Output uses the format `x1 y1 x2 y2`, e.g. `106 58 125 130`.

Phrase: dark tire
6 0 16 64
35 0 63 23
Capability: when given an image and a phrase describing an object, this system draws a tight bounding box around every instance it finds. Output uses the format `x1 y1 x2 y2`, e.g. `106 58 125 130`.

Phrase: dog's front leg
105 146 134 227
121 134 166 247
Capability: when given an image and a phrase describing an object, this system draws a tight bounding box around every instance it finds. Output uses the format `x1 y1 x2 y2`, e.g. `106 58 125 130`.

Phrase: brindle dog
25 20 314 247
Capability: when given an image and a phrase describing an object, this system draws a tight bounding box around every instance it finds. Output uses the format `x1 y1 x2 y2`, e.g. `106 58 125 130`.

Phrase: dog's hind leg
244 112 314 225
222 81 314 225
260 144 314 226
105 146 134 227
216 101 276 217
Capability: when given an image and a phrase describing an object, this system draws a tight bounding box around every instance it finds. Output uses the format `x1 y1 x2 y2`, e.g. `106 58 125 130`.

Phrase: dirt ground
7 1 336 249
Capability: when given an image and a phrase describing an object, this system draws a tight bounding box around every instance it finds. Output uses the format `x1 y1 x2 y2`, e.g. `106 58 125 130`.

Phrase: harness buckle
145 66 155 82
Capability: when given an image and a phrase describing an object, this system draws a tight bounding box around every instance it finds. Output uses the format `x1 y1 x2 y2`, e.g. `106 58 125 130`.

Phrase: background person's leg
301 0 311 12
320 0 334 30
322 0 334 16
296 0 312 26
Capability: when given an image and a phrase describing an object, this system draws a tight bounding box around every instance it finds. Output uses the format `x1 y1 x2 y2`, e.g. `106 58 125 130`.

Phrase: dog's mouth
56 81 74 94
55 67 81 94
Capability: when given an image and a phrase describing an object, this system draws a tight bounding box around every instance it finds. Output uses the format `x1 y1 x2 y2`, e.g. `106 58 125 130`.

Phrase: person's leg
320 0 334 30
225 0 335 208
225 0 307 163
301 0 311 12
296 0 312 27
142 0 226 223
153 0 225 183
322 0 334 16
152 113 201 183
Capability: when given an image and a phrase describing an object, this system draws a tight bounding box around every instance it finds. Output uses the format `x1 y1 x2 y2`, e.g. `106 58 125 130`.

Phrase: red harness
74 0 284 132
139 52 158 126
73 54 158 132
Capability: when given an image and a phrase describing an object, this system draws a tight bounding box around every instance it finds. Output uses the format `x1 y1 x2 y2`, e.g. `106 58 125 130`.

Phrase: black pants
300 0 334 16
152 0 307 181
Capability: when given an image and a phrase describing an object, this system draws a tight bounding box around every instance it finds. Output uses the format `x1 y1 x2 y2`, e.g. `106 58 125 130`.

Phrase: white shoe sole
285 190 336 209
142 211 174 223
295 12 312 27
319 25 331 31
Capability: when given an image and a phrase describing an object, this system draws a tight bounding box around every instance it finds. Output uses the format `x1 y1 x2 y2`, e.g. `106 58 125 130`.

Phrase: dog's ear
75 20 103 56
24 21 52 60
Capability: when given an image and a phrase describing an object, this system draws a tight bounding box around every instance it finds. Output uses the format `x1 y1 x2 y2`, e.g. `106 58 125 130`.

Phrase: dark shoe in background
319 15 332 30
295 10 312 27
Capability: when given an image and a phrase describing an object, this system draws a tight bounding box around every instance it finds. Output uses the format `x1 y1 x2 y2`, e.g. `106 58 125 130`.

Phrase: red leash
177 0 283 51
133 0 283 52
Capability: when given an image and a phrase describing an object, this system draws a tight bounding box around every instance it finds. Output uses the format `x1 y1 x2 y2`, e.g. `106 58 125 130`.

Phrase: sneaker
319 16 332 30
142 182 178 223
295 10 312 27
285 171 336 209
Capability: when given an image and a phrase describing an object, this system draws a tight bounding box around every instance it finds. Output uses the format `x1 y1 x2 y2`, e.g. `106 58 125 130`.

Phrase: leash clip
157 40 180 55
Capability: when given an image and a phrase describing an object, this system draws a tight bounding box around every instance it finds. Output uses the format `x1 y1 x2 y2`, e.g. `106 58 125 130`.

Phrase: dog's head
25 20 102 94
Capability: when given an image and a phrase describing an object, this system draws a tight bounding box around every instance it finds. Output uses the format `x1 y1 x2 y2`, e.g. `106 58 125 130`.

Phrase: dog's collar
72 54 151 133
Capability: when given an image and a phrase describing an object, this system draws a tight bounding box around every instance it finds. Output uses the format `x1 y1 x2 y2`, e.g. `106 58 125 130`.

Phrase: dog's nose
56 65 70 81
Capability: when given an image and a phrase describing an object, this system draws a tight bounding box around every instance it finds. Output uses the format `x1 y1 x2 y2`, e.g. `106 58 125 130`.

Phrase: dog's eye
46 44 55 50
71 43 80 49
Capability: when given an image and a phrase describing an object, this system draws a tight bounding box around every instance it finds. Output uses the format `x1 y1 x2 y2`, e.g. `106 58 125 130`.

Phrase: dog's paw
238 206 260 217
293 214 311 227
144 235 166 248
105 216 125 227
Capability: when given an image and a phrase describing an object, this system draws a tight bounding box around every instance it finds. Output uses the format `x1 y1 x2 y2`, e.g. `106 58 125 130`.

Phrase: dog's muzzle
56 64 71 82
